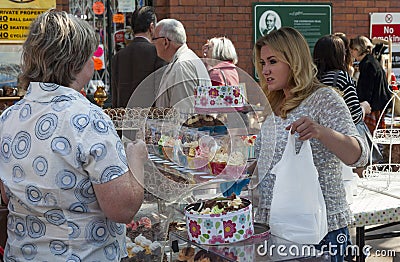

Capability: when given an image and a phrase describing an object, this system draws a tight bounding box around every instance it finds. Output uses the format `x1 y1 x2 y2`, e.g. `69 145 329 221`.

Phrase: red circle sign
93 2 105 15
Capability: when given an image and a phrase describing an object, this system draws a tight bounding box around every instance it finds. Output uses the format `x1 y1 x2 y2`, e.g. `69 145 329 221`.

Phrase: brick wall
54 0 400 77
56 0 70 12
153 0 400 77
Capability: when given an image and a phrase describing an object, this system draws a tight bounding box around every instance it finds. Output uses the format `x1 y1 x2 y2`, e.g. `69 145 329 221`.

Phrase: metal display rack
363 39 400 189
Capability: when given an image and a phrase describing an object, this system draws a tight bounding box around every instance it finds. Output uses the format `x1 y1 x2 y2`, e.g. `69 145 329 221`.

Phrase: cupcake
184 115 200 128
127 242 145 260
223 151 246 178
178 247 195 262
134 234 152 255
241 135 257 159
149 241 162 256
141 237 152 249
191 145 210 170
183 141 199 168
125 237 135 258
186 147 197 169
209 150 228 175
134 234 147 245
182 141 198 156
158 135 175 160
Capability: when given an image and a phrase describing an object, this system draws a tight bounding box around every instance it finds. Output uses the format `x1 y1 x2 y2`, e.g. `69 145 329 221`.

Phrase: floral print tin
184 197 254 245
194 85 246 113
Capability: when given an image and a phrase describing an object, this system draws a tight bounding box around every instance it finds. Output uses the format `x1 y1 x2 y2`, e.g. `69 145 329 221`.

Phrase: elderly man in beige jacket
153 18 211 112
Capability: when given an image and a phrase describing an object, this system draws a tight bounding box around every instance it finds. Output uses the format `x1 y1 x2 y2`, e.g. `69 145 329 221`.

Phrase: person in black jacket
350 35 391 133
111 6 167 109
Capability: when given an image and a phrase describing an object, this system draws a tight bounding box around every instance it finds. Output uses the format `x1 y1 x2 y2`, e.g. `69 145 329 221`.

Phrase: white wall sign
118 0 135 13
370 13 400 83
370 13 400 44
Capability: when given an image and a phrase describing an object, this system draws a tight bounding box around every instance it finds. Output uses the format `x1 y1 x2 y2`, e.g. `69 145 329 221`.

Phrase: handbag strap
219 69 227 86
331 70 345 97
332 70 340 88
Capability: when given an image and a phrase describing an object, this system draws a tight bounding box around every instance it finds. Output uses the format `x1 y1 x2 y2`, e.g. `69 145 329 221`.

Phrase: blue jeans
315 227 352 262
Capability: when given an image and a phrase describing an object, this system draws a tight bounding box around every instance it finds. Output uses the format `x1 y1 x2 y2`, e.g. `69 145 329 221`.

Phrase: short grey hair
209 37 238 64
156 18 186 45
20 9 98 88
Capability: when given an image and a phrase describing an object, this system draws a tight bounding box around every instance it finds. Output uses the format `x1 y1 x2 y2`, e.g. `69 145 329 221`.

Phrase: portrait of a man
259 10 281 36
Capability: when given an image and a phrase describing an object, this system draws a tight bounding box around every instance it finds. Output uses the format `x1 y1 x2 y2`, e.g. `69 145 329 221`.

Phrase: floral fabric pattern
0 82 128 261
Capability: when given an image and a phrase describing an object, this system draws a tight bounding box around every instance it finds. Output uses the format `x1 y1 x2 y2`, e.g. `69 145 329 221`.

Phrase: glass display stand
169 230 330 262
103 65 276 260
131 105 265 206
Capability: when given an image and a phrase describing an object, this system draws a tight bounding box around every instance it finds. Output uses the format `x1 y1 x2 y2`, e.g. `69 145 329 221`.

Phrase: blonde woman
202 36 239 86
253 27 368 261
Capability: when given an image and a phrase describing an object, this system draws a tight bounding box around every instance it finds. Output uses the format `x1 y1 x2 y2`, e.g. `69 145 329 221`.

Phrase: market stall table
350 179 400 262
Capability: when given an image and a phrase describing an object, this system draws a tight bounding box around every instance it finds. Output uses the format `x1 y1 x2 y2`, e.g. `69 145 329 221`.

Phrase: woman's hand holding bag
269 131 328 244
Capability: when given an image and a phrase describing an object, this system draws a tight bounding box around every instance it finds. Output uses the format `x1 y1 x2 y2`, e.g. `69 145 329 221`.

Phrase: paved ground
349 224 400 261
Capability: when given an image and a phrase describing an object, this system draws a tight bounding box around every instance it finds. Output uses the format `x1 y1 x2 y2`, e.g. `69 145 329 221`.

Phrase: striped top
319 70 363 124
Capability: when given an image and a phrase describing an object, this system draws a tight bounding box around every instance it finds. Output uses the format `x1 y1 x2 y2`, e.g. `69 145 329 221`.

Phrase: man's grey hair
156 18 186 45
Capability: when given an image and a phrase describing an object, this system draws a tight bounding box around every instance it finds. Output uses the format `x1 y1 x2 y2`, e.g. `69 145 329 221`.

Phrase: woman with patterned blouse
253 27 368 261
0 10 146 261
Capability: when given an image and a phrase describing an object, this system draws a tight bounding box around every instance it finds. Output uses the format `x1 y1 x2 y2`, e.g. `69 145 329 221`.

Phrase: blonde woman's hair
349 35 374 57
209 37 238 64
19 9 98 88
253 27 323 118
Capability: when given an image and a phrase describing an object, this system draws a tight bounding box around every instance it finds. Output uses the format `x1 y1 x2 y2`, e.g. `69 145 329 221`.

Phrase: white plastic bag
269 132 328 244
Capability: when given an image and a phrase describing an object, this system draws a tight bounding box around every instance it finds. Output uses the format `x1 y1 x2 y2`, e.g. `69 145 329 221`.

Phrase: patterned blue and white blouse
0 82 129 261
255 87 369 232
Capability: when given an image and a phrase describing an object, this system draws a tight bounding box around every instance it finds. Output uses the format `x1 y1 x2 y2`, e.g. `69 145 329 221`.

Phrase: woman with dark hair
313 34 364 125
334 32 355 77
313 34 381 175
